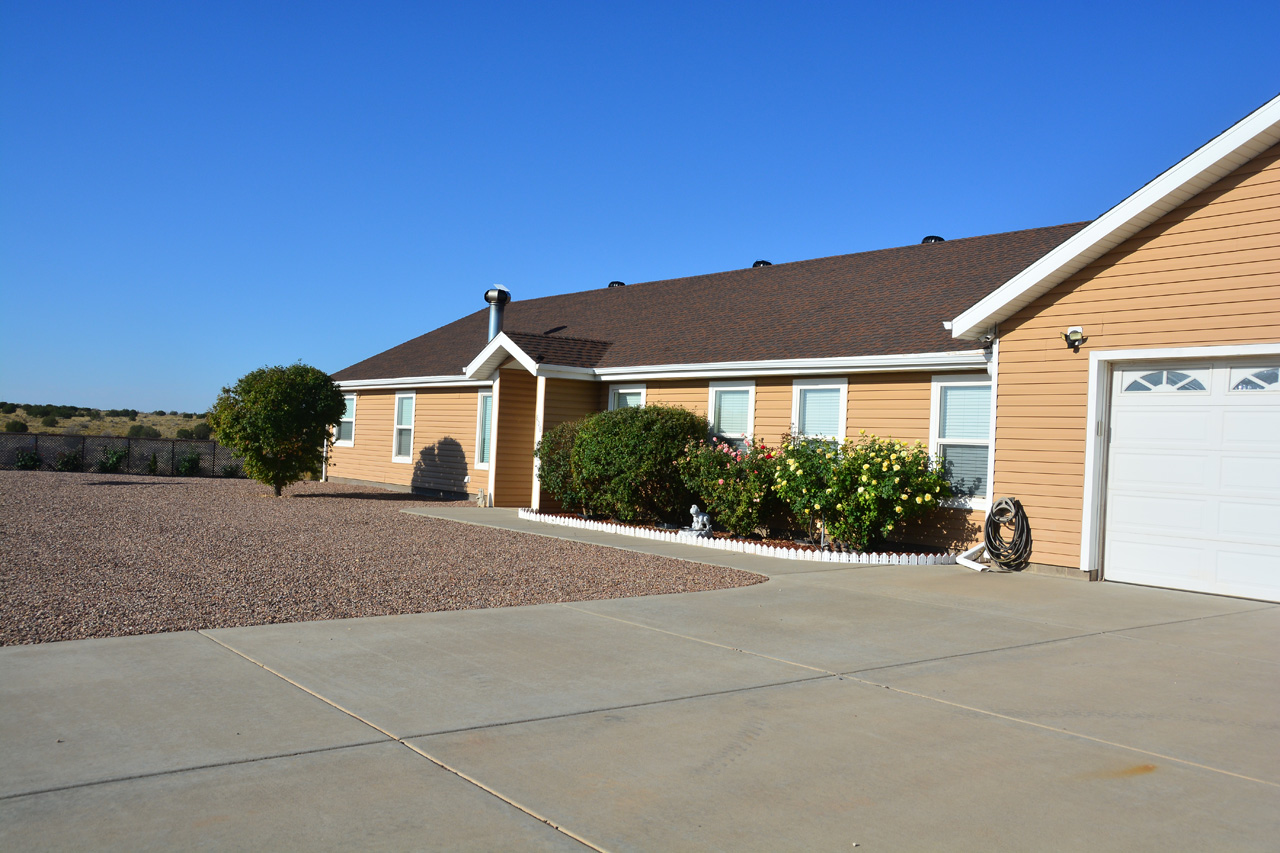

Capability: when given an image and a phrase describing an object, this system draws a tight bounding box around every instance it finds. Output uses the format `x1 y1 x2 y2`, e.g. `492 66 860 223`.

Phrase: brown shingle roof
333 222 1089 381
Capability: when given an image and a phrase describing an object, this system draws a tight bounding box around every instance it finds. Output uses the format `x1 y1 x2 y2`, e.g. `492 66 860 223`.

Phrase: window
609 384 645 410
476 391 494 468
1229 366 1279 392
392 392 415 462
791 378 846 440
708 381 754 446
1122 368 1208 392
335 394 355 446
930 376 991 504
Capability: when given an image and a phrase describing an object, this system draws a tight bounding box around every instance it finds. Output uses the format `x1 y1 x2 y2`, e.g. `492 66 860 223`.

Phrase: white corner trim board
516 509 958 566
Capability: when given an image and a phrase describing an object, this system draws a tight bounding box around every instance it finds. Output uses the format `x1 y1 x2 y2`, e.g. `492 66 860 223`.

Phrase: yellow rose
916 496 923 503
925 494 932 501
894 506 903 513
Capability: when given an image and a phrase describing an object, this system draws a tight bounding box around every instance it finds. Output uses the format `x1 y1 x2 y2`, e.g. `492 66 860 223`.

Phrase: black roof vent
752 260 772 267
608 280 626 288
922 235 945 244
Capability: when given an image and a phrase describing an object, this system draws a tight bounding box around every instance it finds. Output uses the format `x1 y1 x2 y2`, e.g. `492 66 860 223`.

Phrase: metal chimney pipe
484 285 511 341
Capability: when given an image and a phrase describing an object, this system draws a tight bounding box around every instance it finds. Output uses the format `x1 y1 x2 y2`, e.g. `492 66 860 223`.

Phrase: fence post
171 441 176 476
82 435 87 469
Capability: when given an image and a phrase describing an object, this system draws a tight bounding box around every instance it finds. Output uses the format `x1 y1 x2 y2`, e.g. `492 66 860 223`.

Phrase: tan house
330 93 1280 601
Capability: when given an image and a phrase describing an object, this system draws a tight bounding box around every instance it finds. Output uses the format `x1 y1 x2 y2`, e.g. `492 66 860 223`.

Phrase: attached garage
1103 359 1280 601
949 93 1280 599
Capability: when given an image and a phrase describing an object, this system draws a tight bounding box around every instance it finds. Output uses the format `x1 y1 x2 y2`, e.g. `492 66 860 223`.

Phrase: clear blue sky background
3 1 1277 412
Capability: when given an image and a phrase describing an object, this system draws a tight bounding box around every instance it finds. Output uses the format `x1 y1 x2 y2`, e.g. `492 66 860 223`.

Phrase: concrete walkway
2 509 1277 850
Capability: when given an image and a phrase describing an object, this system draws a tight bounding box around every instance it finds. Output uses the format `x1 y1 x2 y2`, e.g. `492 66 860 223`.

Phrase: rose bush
675 437 786 537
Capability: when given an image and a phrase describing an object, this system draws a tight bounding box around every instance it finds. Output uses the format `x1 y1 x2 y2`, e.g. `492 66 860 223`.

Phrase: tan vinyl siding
845 372 933 443
994 142 1280 569
537 378 603 510
327 388 480 493
492 369 537 507
753 378 793 443
644 380 708 414
543 379 601 431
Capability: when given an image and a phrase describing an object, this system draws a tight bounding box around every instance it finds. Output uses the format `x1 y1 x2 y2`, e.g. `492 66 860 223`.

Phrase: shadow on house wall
887 507 983 552
412 437 470 498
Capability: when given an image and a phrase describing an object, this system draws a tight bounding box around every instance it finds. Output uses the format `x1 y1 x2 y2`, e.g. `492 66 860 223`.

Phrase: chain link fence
0 433 245 478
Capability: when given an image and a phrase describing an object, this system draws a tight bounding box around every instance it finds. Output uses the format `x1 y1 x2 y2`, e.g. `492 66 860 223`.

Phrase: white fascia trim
951 93 1280 341
594 350 987 382
1079 341 1280 577
337 376 493 390
464 333 540 379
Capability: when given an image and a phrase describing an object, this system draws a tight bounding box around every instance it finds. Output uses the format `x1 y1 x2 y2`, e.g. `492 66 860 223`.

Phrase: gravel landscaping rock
0 471 764 646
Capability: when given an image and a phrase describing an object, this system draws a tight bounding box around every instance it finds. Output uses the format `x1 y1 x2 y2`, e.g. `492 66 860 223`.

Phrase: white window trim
334 393 356 447
790 377 847 440
475 390 494 470
708 380 755 444
391 392 415 463
929 373 992 511
608 383 646 410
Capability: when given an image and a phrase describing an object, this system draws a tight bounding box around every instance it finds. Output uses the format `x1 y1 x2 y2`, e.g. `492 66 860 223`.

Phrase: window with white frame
334 393 356 446
930 375 991 503
392 392 415 462
709 381 754 447
791 378 846 440
475 391 494 468
608 384 645 410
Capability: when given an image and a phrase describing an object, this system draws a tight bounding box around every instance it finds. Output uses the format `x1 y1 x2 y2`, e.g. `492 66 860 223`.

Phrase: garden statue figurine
687 504 713 538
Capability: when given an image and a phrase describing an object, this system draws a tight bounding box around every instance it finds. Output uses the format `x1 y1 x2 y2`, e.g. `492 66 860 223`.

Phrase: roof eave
950 93 1280 341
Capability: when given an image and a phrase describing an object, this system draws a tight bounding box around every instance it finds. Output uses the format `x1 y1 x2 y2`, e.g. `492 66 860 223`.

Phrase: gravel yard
0 471 764 645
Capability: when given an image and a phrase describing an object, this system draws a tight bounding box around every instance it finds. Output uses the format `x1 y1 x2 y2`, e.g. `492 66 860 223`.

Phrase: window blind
798 388 840 437
714 389 750 437
940 385 990 440
478 394 493 463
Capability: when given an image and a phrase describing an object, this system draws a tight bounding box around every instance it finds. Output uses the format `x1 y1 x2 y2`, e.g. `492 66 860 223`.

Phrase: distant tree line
1 402 211 436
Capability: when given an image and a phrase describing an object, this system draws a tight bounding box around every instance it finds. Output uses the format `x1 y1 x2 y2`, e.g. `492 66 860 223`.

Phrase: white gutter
590 350 988 381
337 376 494 391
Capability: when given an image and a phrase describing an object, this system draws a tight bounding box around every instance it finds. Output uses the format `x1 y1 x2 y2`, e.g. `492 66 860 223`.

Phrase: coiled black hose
984 497 1033 571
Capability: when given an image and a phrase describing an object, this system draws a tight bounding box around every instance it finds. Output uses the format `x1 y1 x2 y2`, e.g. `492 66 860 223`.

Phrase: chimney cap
607 280 626 288
752 260 772 267
484 284 511 305
921 235 945 244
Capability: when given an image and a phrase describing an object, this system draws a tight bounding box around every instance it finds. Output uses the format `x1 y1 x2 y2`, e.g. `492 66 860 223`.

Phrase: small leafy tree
571 404 709 523
208 363 345 496
534 418 587 512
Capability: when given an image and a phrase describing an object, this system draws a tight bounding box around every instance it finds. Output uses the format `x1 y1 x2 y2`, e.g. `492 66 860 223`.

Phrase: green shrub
151 410 166 417
571 404 708 524
40 415 59 427
221 463 241 478
14 449 41 470
127 424 162 439
534 418 587 512
54 451 84 472
98 446 128 473
175 428 194 440
182 412 194 419
774 432 952 551
676 438 789 537
192 422 213 440
88 410 103 421
147 453 159 475
175 450 202 476
4 420 28 433
0 402 16 414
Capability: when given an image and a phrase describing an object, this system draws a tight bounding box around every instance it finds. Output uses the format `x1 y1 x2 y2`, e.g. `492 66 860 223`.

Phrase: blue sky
3 1 1277 412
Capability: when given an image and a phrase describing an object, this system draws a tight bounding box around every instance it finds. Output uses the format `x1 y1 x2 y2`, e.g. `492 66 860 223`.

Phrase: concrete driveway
2 509 1277 850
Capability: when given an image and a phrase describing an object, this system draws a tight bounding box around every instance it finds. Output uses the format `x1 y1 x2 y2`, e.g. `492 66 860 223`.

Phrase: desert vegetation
0 402 208 438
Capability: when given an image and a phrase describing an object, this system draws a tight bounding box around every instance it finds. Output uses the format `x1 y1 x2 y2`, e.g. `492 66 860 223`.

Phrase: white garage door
1104 361 1280 601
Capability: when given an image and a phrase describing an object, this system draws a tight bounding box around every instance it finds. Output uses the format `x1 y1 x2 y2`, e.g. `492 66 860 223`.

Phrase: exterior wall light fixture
1062 326 1088 353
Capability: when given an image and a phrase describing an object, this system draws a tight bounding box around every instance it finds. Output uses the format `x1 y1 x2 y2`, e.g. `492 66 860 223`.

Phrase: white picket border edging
516 508 957 566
